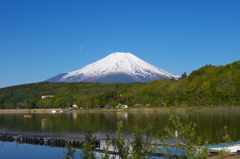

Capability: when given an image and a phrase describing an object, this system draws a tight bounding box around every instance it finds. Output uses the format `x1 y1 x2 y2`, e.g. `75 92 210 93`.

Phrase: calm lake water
0 111 240 158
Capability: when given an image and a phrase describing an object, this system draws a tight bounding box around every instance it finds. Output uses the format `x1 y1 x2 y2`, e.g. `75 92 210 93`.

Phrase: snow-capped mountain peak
45 52 180 83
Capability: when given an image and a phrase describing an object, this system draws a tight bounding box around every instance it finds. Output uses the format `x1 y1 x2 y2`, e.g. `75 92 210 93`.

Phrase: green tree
93 99 100 108
200 81 211 94
80 126 96 159
180 72 187 79
37 98 54 108
24 98 37 109
63 143 76 159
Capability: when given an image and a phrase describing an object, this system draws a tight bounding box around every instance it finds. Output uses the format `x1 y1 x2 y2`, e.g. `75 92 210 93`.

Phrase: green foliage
100 134 111 159
37 97 54 108
63 143 76 159
130 122 157 159
112 120 130 158
158 115 208 158
0 60 240 108
80 126 97 159
102 115 237 158
101 120 157 159
54 96 74 108
180 72 187 79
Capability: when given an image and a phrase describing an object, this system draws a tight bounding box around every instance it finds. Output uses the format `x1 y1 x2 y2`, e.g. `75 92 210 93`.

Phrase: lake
0 110 240 158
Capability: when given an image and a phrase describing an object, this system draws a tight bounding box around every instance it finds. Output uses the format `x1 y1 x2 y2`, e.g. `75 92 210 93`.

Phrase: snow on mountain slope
45 52 180 83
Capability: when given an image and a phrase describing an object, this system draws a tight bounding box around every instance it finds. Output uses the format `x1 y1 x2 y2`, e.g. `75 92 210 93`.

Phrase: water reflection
72 113 77 120
117 112 128 120
41 119 47 130
0 111 240 143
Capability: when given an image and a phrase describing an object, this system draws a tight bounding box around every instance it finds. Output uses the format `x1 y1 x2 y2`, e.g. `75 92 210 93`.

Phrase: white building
72 103 78 108
41 95 54 99
116 104 128 108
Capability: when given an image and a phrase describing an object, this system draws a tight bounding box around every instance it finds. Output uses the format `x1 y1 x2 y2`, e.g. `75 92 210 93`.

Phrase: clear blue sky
1 0 240 88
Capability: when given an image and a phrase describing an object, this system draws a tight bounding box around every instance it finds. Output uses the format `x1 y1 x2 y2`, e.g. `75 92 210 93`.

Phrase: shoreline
1 107 240 114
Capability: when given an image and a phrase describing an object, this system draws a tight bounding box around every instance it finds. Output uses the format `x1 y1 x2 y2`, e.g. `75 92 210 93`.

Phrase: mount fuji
45 52 180 83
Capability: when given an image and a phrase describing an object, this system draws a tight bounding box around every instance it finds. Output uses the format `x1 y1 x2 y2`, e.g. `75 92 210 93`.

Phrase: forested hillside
1 61 240 109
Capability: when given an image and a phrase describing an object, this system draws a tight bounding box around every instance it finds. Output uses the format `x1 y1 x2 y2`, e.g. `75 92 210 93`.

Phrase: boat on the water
23 115 32 118
199 143 240 153
208 144 240 153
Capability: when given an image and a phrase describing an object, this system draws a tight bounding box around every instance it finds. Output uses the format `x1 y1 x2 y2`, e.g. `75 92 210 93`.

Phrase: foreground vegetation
63 115 239 159
1 60 240 109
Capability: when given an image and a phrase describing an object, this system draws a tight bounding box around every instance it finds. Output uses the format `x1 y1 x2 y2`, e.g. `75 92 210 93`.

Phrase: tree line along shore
1 107 240 114
0 60 240 109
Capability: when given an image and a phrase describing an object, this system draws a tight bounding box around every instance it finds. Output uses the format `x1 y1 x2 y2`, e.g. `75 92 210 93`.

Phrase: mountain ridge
45 52 180 83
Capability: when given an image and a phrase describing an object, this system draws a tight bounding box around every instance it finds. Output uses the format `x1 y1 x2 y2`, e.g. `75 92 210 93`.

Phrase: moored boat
23 115 32 117
198 143 240 153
